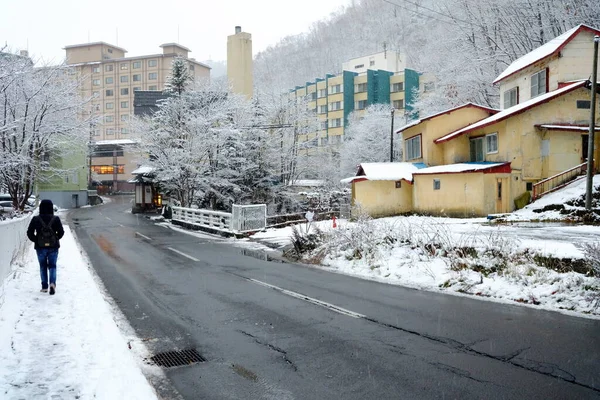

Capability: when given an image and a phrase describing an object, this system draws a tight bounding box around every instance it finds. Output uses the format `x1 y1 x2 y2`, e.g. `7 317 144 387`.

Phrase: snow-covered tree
0 52 90 210
340 104 401 178
164 56 193 95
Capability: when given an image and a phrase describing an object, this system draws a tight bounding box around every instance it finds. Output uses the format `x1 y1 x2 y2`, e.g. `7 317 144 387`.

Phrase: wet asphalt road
69 196 600 400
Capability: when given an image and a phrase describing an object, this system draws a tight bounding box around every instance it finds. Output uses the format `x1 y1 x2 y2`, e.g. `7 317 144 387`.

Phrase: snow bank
0 214 32 291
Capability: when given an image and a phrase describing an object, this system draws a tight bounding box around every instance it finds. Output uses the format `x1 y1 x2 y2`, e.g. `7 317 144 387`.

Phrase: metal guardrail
532 161 587 200
171 206 232 232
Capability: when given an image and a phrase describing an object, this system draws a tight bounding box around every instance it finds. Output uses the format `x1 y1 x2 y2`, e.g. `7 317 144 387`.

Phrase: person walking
27 199 64 295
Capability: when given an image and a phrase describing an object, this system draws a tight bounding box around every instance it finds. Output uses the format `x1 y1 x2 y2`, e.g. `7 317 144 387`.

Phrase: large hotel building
64 41 211 192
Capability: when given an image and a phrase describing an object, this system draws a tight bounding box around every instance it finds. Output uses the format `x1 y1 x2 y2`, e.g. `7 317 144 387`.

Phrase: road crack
240 330 298 371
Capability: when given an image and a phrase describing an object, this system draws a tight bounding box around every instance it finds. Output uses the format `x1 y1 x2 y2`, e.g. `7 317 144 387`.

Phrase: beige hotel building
64 41 210 192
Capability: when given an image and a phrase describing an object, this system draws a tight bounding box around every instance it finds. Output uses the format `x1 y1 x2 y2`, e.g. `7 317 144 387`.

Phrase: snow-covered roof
94 139 139 146
435 80 588 143
395 103 499 133
493 24 600 84
289 179 325 187
413 162 509 175
536 124 600 132
340 162 425 184
131 166 155 175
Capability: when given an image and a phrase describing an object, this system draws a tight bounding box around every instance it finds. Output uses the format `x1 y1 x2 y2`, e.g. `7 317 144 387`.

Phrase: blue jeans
37 248 58 289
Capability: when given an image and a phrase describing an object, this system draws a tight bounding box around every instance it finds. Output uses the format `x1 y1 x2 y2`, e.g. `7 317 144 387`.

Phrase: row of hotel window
91 165 125 174
92 60 195 72
93 73 158 85
92 128 129 136
315 99 404 113
95 87 156 97
405 133 498 161
91 102 130 111
306 82 405 99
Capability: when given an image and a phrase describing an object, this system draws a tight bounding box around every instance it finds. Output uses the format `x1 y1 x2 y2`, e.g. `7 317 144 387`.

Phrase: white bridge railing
171 204 266 234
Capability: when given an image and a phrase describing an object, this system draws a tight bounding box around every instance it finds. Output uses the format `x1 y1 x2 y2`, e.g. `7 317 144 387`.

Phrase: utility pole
390 107 395 162
585 35 599 210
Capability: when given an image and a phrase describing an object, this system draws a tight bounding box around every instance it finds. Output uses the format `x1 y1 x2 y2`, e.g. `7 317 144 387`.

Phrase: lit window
121 101 128 108
503 87 518 108
148 72 157 80
486 133 498 153
406 135 422 160
120 88 129 95
531 70 547 98
148 60 157 67
105 77 113 84
132 61 141 69
120 75 129 83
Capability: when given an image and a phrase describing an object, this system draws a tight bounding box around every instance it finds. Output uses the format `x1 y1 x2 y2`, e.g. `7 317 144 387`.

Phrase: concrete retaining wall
0 215 33 294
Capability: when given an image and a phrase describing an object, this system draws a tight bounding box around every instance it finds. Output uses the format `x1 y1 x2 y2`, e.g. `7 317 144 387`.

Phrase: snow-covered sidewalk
0 222 159 399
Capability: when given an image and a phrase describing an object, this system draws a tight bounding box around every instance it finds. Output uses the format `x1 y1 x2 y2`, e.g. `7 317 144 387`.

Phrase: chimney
235 26 242 34
20 50 29 57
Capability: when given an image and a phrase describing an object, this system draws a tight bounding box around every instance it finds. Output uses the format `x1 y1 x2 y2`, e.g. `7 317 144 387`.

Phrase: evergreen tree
164 56 193 95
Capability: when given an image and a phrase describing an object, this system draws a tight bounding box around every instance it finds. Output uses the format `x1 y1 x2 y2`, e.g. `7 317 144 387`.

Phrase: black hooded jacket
27 199 64 249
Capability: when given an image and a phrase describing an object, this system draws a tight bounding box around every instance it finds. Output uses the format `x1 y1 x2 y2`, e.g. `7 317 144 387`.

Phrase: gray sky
1 0 348 64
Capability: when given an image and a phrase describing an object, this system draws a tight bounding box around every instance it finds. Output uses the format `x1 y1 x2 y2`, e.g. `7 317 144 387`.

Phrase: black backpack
37 216 58 248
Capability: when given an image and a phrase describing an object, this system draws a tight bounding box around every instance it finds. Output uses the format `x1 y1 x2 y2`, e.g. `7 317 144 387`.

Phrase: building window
308 92 317 101
329 101 342 111
330 135 342 144
189 64 195 71
355 100 367 110
406 135 422 160
395 181 402 189
318 105 328 114
133 87 141 91
91 165 124 174
369 60 375 66
92 66 100 74
92 91 99 98
577 100 591 109
330 118 343 128
433 179 441 190
330 84 342 94
121 128 129 134
121 114 129 121
105 77 113 84
503 87 519 108
107 48 113 54
105 64 113 72
526 182 533 191
105 115 113 123
120 63 128 70
92 79 100 86
120 88 129 95
318 89 327 98
105 102 114 109
93 104 100 112
424 82 435 92
393 99 404 109
92 128 100 136
531 69 547 98
121 101 128 108
320 120 328 130
148 72 157 80
133 74 141 82
120 75 129 83
106 128 115 135
470 137 484 161
149 85 157 91
132 61 141 69
392 82 404 92
148 59 157 67
355 83 367 93
105 89 114 97
354 64 364 69
486 133 498 153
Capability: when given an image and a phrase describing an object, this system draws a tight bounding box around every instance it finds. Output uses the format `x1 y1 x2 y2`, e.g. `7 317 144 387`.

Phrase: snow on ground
0 216 160 400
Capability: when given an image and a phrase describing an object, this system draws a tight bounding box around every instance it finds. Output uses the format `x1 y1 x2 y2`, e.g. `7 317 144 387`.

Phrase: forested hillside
254 0 600 114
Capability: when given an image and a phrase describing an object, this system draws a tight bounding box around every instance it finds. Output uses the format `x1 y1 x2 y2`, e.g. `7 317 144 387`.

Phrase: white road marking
135 232 152 241
105 216 112 221
167 247 200 262
247 278 366 319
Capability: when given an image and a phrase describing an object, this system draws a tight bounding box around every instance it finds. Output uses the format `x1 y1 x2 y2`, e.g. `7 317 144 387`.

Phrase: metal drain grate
149 349 206 368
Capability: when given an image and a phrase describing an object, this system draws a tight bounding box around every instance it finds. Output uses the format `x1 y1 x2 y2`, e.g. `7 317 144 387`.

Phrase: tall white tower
227 26 253 99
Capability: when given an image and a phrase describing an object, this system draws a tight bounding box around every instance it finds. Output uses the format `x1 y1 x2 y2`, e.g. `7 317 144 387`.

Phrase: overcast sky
1 0 348 64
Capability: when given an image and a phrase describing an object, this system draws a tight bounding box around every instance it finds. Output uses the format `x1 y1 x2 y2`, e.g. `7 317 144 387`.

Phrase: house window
503 87 518 108
105 102 114 109
406 135 422 160
330 84 342 94
470 137 484 161
433 179 441 190
148 59 157 67
105 89 114 97
392 82 404 92
120 88 129 95
318 89 327 98
148 72 157 80
105 77 113 84
92 79 100 86
486 133 498 153
105 64 113 72
531 69 547 98
355 83 367 93
133 74 141 82
577 100 591 109
92 66 100 74
330 118 343 128
355 100 368 110
104 115 113 123
393 100 404 109
120 63 128 70
121 114 129 121
121 101 128 108
149 85 157 90
189 64 195 71
318 105 328 114
329 101 342 111
132 61 141 69
395 181 402 189
526 182 533 191
120 75 129 83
